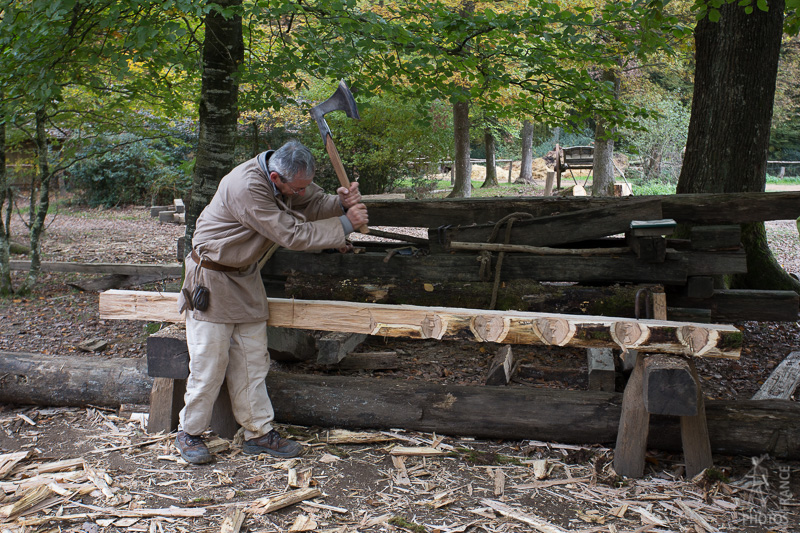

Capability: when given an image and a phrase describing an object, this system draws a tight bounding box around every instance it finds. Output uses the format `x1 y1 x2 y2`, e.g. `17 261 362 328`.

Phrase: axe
310 80 368 233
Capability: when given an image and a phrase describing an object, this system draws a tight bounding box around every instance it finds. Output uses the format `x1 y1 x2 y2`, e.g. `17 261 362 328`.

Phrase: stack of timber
150 198 185 225
260 192 800 322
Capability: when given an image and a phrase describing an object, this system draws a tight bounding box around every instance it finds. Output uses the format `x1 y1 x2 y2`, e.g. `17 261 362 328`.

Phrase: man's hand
345 203 368 230
337 182 362 210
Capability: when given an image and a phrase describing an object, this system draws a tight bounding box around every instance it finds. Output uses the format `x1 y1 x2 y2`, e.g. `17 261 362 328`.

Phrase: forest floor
1 185 800 533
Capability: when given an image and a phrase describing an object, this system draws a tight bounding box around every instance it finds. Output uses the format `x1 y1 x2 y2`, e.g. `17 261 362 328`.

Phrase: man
175 140 368 464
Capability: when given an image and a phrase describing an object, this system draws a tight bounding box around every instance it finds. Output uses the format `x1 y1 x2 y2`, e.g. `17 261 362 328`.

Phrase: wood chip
220 507 246 533
391 456 411 486
0 451 31 479
299 500 348 514
493 468 505 496
677 501 715 532
249 488 323 515
516 476 590 490
389 446 446 457
319 429 396 444
0 484 54 520
532 459 549 480
289 514 318 532
481 499 568 533
288 467 313 489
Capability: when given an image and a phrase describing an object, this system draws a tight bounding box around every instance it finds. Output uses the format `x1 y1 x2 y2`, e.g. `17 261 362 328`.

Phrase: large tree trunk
448 100 472 198
0 104 11 295
677 0 798 293
592 68 619 197
481 127 498 188
184 0 244 249
515 120 534 184
17 109 51 295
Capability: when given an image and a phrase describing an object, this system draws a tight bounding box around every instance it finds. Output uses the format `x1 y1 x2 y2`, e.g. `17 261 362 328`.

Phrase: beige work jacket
178 154 347 323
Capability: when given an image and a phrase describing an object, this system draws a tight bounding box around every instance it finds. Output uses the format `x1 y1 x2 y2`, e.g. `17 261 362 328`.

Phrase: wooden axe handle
324 134 368 234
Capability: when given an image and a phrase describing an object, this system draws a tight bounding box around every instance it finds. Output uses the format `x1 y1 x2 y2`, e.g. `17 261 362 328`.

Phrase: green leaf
756 0 768 10
708 8 721 22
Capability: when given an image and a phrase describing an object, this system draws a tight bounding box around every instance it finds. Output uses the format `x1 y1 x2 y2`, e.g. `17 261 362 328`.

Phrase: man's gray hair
270 141 316 182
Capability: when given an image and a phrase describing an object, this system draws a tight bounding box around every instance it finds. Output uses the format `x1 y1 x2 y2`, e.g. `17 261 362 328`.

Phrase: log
266 248 745 284
447 242 632 256
432 198 662 249
363 191 800 227
269 249 691 284
690 225 742 251
9 261 182 277
100 290 743 358
668 289 800 322
286 275 662 317
0 351 152 407
1 352 799 459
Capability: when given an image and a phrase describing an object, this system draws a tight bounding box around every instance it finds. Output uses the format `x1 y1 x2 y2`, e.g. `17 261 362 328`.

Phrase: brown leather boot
243 429 303 458
175 431 213 464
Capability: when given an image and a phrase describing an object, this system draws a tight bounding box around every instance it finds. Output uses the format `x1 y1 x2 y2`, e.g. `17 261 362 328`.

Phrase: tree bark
677 0 798 293
0 104 11 295
481 127 498 188
17 109 50 295
184 0 244 249
592 68 619 197
516 120 534 184
448 100 472 198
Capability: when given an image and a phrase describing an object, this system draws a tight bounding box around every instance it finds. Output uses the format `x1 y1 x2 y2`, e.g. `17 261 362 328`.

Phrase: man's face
270 172 313 197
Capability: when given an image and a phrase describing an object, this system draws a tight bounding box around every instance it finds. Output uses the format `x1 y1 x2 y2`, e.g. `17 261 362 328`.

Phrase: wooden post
485 346 514 386
587 348 616 392
544 171 555 196
614 355 650 478
508 160 514 183
680 359 713 478
147 378 185 435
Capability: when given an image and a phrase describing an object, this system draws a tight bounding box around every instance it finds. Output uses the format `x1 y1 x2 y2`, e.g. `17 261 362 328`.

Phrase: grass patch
388 516 427 533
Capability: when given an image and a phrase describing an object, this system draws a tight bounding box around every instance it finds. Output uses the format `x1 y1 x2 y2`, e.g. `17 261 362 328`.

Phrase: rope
484 212 535 309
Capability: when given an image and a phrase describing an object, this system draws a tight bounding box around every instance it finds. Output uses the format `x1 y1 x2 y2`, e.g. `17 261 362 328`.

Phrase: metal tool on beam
310 80 368 233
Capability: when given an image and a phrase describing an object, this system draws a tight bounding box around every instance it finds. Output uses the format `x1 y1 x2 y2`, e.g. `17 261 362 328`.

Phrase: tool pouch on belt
191 285 210 311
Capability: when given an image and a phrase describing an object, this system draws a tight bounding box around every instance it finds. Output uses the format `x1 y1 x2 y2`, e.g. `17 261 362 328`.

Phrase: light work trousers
179 313 274 440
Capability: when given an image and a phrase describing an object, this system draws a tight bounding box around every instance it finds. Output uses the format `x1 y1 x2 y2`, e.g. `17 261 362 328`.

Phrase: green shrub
67 133 193 207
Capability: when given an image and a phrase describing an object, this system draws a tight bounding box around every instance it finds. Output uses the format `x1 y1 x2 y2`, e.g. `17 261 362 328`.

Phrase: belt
191 249 240 272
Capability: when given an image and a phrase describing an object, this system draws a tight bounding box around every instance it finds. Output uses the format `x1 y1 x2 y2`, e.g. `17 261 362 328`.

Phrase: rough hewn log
364 192 800 228
1 352 798 458
269 250 692 284
286 275 661 317
100 290 743 358
668 289 799 322
266 248 745 284
432 198 662 249
690 225 742 251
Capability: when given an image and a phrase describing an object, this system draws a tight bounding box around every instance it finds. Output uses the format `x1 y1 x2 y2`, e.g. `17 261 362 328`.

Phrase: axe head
310 80 360 143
